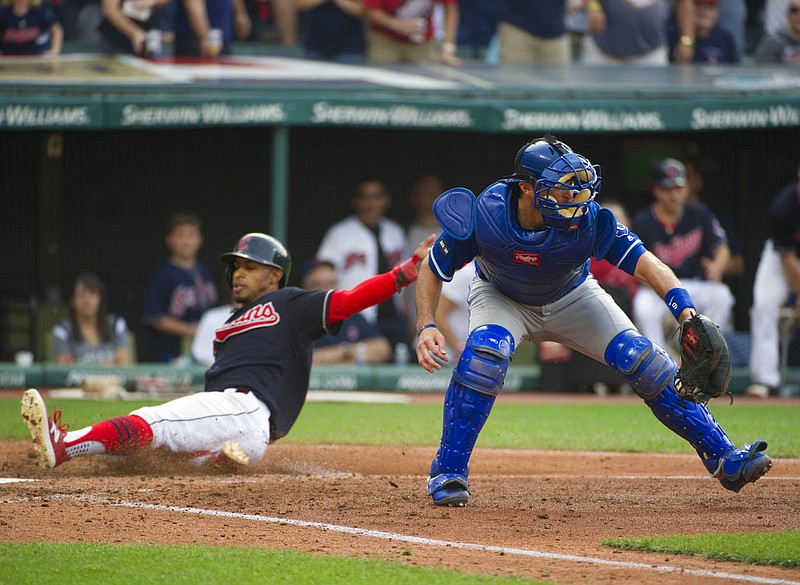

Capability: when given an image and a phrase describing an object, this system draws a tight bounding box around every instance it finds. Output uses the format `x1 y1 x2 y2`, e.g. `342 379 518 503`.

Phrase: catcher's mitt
676 313 731 403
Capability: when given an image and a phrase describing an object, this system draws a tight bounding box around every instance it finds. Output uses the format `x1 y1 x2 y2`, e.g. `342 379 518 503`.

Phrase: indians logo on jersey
215 302 280 342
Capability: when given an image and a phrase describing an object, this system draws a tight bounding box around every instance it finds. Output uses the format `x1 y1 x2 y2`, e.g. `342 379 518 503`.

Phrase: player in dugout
414 134 771 506
21 232 435 469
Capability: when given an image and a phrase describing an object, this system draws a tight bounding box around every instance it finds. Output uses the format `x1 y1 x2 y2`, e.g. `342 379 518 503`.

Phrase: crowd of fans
1 0 798 65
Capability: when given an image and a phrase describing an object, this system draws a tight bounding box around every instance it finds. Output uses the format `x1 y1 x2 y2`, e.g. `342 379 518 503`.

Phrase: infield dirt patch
2 432 800 585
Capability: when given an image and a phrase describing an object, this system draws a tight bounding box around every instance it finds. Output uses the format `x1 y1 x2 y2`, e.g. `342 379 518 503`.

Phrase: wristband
417 323 438 337
441 42 457 54
395 255 420 289
679 35 695 47
664 287 695 321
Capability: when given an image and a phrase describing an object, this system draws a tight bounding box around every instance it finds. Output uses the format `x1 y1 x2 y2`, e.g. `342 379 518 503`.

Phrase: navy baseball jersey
205 287 340 441
0 5 57 55
143 262 218 362
429 180 645 305
768 180 800 254
631 202 727 280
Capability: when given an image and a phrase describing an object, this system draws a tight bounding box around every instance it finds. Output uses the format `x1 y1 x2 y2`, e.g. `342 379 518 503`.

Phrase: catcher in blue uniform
414 134 771 506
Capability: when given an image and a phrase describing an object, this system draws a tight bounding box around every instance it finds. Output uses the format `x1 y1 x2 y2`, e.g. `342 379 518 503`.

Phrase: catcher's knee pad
604 329 677 399
453 324 515 396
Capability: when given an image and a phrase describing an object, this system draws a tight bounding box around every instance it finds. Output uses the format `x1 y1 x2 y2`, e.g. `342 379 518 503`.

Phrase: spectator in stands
173 0 251 56
762 0 790 38
303 259 392 364
631 157 734 352
581 0 695 65
406 173 444 248
0 0 63 55
455 0 497 61
363 0 462 65
61 0 102 43
52 273 132 365
255 0 297 44
316 179 412 354
716 0 746 57
143 211 218 363
746 160 800 398
668 0 740 64
292 0 365 63
754 0 800 63
496 0 571 65
98 0 171 54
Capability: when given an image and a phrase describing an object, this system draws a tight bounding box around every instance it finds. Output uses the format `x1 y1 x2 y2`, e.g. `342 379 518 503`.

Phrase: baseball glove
675 313 731 404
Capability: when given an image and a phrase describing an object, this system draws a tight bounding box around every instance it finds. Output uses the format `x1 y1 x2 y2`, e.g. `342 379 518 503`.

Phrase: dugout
1 56 799 364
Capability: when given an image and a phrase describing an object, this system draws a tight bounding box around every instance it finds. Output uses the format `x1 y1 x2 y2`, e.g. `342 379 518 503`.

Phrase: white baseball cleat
20 388 69 469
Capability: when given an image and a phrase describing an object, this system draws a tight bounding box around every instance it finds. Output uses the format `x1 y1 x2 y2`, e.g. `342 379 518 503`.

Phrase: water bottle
145 29 161 59
394 342 410 367
354 342 368 367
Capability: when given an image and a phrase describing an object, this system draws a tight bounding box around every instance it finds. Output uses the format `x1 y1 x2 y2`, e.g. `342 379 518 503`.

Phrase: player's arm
416 260 446 372
634 251 696 324
326 235 436 323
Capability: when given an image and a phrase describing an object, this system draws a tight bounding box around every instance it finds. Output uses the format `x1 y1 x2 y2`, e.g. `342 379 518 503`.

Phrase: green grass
0 542 545 585
602 530 800 568
2 396 799 457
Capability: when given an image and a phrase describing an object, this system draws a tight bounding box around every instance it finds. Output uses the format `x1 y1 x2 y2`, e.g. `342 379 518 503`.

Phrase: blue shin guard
427 379 496 506
646 386 771 491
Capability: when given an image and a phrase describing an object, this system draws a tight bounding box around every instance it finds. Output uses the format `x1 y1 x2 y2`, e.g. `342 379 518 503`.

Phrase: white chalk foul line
48 494 799 585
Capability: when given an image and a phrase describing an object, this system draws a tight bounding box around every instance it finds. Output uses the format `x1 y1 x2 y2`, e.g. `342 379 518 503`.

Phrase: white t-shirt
191 304 235 366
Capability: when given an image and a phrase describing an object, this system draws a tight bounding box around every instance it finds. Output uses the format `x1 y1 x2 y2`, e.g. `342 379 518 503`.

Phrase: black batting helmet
220 233 292 288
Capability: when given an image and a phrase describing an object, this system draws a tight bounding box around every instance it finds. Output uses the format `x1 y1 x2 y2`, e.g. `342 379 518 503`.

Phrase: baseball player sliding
415 134 771 507
21 232 435 469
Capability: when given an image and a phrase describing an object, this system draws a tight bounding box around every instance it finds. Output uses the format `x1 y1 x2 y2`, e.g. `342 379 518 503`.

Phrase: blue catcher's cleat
427 472 471 507
713 440 772 493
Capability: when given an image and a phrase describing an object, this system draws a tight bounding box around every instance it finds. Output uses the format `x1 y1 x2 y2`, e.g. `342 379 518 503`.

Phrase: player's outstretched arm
327 235 436 324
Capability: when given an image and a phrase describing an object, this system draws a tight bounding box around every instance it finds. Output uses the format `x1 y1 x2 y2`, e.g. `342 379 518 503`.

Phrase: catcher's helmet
220 233 291 288
533 151 601 231
513 133 574 183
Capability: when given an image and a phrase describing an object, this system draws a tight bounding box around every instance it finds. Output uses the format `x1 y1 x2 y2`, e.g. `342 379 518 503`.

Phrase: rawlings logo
215 302 280 342
513 250 540 266
438 239 449 255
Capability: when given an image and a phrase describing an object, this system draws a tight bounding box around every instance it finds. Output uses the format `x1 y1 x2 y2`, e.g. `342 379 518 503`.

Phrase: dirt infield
2 395 800 585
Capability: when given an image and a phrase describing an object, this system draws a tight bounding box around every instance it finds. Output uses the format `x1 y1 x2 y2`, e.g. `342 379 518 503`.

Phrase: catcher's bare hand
416 326 447 373
413 235 436 268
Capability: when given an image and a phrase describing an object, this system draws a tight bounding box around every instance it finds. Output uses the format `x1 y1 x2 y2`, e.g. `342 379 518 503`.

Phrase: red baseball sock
65 415 153 457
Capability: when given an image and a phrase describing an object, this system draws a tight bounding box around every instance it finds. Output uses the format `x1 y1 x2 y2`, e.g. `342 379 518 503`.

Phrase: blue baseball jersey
143 262 218 362
428 180 645 306
631 202 727 280
205 287 340 441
